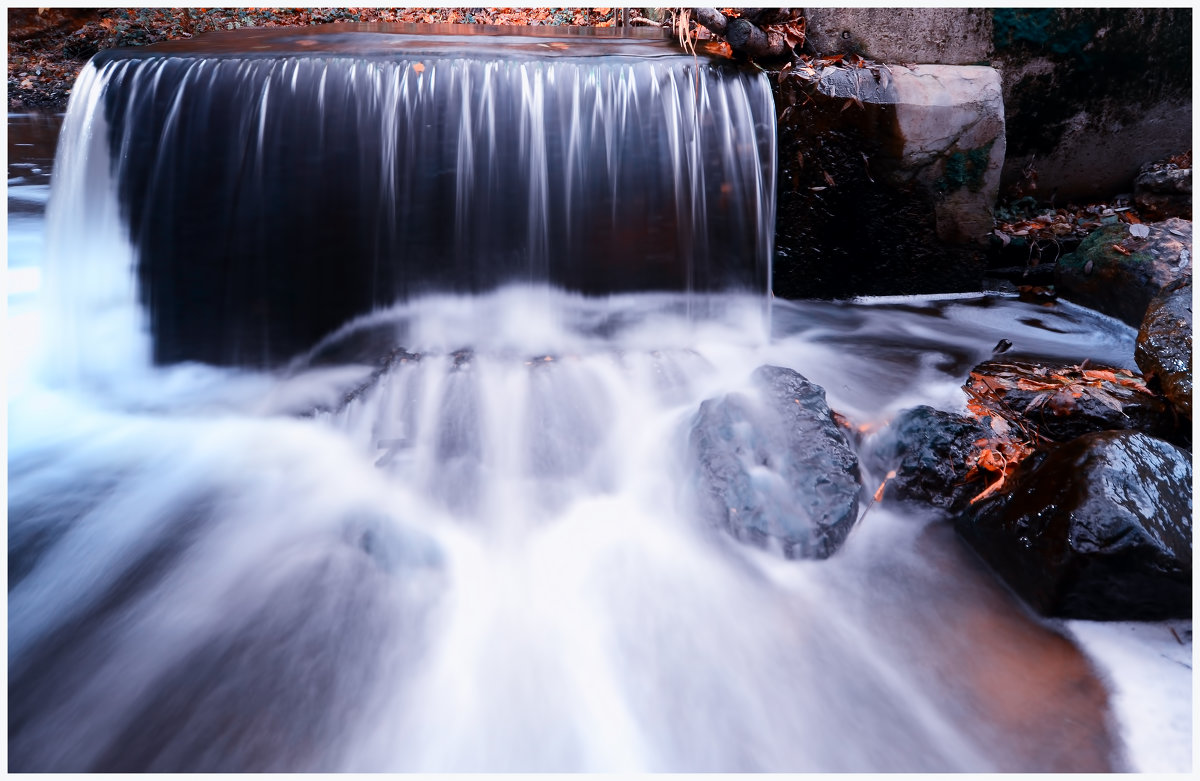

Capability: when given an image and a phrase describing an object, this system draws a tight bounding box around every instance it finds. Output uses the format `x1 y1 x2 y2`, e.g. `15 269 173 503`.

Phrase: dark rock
1136 277 1192 420
965 359 1177 443
957 431 1192 620
1055 218 1191 326
689 365 860 559
1134 164 1192 221
866 405 992 514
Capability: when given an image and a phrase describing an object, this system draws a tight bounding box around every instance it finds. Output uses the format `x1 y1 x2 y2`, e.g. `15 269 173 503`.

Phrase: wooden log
693 7 728 36
725 18 788 59
694 8 788 59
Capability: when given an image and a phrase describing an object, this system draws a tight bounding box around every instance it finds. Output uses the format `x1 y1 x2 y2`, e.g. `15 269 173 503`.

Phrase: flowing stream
6 28 1191 773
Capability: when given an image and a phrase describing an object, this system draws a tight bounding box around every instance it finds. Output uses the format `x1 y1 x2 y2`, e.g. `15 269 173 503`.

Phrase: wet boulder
957 431 1192 620
1055 217 1191 326
689 365 860 559
1136 277 1192 420
964 360 1177 443
865 405 992 514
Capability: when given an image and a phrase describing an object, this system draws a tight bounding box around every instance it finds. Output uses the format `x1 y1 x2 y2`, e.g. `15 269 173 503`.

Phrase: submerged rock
689 365 860 559
1136 277 1192 420
866 405 992 514
1055 217 1191 326
957 430 1192 620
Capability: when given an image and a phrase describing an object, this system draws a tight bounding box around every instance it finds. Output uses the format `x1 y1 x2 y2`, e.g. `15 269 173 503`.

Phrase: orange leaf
1082 369 1120 383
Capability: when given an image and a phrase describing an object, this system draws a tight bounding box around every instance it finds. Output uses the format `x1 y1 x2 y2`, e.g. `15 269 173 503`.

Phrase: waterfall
11 24 1161 774
43 25 775 372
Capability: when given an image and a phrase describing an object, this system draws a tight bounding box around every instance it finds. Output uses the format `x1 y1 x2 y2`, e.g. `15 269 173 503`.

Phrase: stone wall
992 7 1192 201
804 8 992 66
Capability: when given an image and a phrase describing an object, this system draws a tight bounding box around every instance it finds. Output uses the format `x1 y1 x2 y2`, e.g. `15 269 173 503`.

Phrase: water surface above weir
90 22 712 60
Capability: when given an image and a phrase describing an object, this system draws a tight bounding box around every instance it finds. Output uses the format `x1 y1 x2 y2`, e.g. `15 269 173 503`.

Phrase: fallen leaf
1081 369 1121 383
1089 387 1129 413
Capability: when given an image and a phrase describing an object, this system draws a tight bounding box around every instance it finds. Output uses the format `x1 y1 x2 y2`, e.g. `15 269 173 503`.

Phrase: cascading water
47 24 774 371
8 24 1189 773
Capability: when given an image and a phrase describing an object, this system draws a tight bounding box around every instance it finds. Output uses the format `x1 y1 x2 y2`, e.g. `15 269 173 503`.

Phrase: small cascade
45 25 775 370
10 21 1178 776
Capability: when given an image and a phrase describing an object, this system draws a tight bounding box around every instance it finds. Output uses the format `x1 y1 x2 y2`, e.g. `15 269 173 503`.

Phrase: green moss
935 142 994 194
1060 225 1151 269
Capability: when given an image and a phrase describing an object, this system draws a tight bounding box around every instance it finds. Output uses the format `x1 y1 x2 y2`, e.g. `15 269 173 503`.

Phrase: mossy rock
1055 218 1191 326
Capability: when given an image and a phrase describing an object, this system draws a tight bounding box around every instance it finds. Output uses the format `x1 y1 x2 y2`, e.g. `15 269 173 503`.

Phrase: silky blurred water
6 90 1149 773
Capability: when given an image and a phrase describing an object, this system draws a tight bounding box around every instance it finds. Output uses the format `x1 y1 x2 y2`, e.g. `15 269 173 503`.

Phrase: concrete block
804 8 993 65
817 64 1006 243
